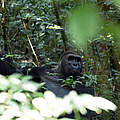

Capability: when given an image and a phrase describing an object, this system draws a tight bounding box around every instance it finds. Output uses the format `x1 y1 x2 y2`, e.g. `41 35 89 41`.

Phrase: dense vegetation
0 0 120 119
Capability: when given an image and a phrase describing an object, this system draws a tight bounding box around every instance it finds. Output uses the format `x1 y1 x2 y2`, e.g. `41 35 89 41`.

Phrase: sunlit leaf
22 81 39 92
13 92 28 103
59 118 74 120
21 75 32 81
76 94 117 114
0 75 9 91
9 77 21 85
0 106 22 119
16 110 44 120
0 92 11 103
9 73 22 79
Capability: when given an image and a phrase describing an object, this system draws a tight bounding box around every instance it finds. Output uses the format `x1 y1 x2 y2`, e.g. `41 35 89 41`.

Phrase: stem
21 17 39 66
73 108 81 120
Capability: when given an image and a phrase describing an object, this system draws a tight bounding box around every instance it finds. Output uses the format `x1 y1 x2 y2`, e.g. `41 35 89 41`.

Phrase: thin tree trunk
1 0 11 53
52 0 67 52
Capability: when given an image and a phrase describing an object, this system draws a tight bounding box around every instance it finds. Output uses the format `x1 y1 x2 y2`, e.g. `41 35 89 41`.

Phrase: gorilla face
68 55 82 70
60 53 82 77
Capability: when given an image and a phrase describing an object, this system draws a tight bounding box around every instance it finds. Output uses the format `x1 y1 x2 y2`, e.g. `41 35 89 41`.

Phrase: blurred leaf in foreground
113 0 120 7
67 3 102 48
32 91 117 119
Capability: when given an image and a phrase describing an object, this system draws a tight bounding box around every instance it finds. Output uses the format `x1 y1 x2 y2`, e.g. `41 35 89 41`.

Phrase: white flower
13 92 28 103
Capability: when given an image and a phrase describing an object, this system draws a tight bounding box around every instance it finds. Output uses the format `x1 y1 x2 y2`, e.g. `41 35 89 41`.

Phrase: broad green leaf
67 3 101 48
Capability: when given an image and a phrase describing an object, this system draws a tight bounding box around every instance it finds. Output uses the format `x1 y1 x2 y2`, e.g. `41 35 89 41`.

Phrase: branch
21 17 39 66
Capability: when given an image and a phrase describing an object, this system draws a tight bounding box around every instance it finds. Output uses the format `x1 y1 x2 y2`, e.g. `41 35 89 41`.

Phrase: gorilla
28 51 94 96
28 51 96 119
0 52 96 119
0 59 17 75
0 53 21 76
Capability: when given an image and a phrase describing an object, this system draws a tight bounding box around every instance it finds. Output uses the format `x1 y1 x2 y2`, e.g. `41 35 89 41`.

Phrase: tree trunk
1 0 10 53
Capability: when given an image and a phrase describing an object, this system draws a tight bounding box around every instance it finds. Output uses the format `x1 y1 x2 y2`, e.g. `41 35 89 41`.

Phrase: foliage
0 74 117 120
1 0 120 119
62 74 97 88
0 0 64 66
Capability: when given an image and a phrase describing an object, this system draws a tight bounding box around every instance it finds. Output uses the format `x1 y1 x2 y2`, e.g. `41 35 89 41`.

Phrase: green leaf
104 21 120 46
105 22 120 39
68 3 101 48
113 0 120 7
21 75 32 81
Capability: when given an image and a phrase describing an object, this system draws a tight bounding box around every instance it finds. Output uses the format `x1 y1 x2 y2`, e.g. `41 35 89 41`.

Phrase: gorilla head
59 51 82 77
28 51 83 82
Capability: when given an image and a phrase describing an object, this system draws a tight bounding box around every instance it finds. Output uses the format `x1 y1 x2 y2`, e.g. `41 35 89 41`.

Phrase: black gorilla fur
29 66 94 96
0 59 17 75
28 67 95 119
